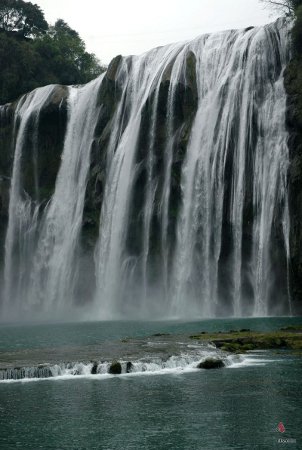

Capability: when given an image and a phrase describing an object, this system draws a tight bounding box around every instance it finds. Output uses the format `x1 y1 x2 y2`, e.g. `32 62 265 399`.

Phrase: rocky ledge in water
1 326 301 381
0 333 232 380
190 326 302 353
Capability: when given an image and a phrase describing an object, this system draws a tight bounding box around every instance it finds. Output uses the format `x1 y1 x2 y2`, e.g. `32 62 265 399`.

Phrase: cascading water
0 19 292 321
3 85 58 318
2 77 104 319
171 21 291 318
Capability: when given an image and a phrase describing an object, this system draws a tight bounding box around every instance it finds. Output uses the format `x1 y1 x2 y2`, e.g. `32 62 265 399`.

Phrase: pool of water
0 318 301 449
1 316 301 351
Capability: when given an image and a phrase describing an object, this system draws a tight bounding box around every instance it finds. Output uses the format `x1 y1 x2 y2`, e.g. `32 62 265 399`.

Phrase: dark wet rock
23 85 68 203
280 325 302 332
108 361 122 375
152 333 171 337
284 58 302 315
124 49 199 271
106 55 123 82
197 358 225 370
126 362 133 373
82 56 125 256
91 362 98 375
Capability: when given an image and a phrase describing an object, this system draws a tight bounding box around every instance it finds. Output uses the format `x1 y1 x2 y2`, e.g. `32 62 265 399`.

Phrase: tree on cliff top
261 0 302 53
0 2 105 104
0 0 48 37
34 19 104 85
260 0 302 16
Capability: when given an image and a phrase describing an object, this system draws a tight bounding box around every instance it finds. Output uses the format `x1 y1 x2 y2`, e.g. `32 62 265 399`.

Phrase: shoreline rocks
190 326 302 353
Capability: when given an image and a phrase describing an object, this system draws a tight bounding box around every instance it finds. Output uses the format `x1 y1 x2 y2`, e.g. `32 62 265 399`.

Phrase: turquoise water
0 318 301 449
1 317 301 351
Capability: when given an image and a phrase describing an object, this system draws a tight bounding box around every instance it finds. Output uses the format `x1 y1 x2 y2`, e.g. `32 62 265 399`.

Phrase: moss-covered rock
5 85 69 205
190 327 302 353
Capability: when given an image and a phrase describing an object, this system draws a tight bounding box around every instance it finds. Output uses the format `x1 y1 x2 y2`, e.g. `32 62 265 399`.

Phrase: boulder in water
108 361 122 374
91 362 98 375
197 358 225 370
126 362 133 373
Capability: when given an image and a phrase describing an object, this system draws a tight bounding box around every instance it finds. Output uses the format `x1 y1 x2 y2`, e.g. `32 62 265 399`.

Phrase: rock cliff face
285 60 302 314
0 19 298 320
0 87 68 266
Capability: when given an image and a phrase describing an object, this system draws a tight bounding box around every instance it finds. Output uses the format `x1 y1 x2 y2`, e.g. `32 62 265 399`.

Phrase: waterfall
2 77 104 320
0 19 292 321
3 85 58 318
170 21 291 318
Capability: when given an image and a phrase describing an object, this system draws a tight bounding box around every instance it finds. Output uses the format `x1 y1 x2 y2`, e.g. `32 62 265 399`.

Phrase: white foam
227 356 274 368
0 347 280 383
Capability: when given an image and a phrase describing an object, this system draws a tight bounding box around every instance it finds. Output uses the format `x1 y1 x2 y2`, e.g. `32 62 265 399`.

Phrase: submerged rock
91 362 98 375
197 358 225 370
108 361 122 375
126 362 133 373
152 333 171 337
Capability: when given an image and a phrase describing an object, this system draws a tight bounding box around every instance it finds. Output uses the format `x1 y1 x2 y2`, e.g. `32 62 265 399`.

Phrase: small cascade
0 352 242 382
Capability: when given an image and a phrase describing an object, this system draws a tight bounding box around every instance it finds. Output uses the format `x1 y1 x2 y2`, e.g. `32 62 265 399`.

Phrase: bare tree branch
260 0 297 16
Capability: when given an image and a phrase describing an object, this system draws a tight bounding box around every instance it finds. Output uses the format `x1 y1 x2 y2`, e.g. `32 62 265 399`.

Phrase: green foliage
0 0 48 37
33 20 104 85
0 32 43 104
292 5 302 53
0 2 105 104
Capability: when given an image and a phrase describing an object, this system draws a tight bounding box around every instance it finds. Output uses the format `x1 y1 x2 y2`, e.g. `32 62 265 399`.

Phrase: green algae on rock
190 327 302 353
